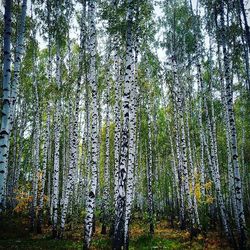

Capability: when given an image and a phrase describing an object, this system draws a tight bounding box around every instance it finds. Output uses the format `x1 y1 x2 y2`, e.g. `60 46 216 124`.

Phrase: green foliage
0 239 82 249
130 234 183 250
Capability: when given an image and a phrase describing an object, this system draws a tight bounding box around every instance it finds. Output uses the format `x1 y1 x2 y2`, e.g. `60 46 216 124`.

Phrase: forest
0 0 249 249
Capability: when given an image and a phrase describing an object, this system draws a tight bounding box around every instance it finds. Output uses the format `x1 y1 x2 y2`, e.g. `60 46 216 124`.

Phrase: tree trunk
101 79 111 235
239 0 250 51
0 0 12 210
198 62 234 244
52 42 62 238
113 43 122 217
83 1 98 248
113 1 134 249
124 54 137 248
219 3 247 247
37 106 50 233
172 57 193 230
146 98 154 235
60 20 84 235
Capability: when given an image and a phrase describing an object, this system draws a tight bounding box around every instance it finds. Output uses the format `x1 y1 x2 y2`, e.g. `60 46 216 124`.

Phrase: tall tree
83 1 99 248
0 0 12 210
218 1 247 247
113 0 135 248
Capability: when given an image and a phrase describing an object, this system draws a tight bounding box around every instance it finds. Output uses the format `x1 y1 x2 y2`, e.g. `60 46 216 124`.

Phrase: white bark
0 0 12 209
124 48 137 246
31 72 40 229
171 89 184 228
30 21 40 229
60 31 83 234
198 62 231 240
6 0 27 208
172 57 193 229
52 41 62 237
13 105 27 192
10 0 27 115
220 3 246 245
146 97 154 234
84 1 98 248
114 47 121 214
101 76 111 234
197 73 205 198
37 106 50 232
113 1 134 248
185 109 200 228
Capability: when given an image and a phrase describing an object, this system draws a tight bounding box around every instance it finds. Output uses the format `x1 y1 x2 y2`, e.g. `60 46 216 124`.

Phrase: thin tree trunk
31 78 40 230
60 21 84 234
113 0 134 248
10 0 27 123
185 108 200 230
146 98 154 235
13 104 26 194
52 42 62 238
219 3 247 247
239 0 250 51
113 45 121 216
0 0 12 210
124 54 137 248
171 86 185 229
83 1 98 248
101 78 111 235
198 62 234 244
172 57 193 231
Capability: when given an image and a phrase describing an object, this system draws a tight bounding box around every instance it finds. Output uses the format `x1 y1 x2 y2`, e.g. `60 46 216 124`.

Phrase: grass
0 239 82 249
130 234 183 249
0 214 235 249
0 237 182 250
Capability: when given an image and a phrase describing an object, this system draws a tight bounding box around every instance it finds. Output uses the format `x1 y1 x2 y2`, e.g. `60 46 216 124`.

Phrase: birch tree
83 1 99 248
52 41 62 238
0 0 12 210
37 106 50 233
113 0 134 248
218 2 247 247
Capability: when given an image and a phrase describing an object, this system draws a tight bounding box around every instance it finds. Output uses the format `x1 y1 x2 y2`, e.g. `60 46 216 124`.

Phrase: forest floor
0 214 237 249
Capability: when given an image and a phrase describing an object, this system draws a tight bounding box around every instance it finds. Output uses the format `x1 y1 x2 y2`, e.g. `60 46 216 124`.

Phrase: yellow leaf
204 181 212 190
197 234 203 240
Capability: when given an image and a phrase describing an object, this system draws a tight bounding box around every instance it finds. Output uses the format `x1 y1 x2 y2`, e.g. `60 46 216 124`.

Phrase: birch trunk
13 105 26 193
31 75 40 230
113 46 121 214
124 53 137 248
239 0 250 52
198 62 233 242
113 1 134 247
30 20 40 228
37 107 50 233
0 0 12 210
168 123 179 207
60 26 83 235
52 42 62 238
219 3 247 246
172 57 193 230
185 110 200 229
10 0 27 118
101 66 111 235
7 0 27 202
197 78 205 198
171 88 185 229
83 1 98 248
146 98 154 235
